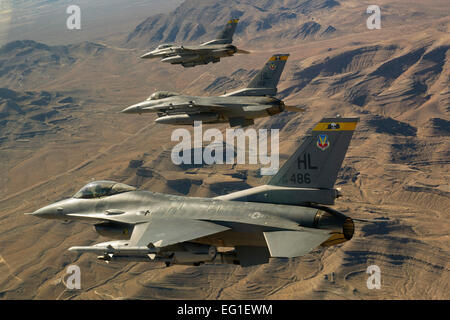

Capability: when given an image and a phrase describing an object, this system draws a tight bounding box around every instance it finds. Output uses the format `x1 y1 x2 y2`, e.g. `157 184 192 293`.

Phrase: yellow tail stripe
269 55 289 61
313 122 357 131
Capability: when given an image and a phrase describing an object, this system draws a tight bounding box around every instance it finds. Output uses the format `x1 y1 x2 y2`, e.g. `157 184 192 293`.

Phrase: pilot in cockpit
73 181 136 199
146 91 180 101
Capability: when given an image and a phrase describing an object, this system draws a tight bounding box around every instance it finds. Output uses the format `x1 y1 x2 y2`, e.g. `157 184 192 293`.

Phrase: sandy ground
0 0 448 299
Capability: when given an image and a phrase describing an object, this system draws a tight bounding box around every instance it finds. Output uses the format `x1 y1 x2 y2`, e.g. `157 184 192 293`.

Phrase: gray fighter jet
122 54 303 127
27 118 358 267
140 19 249 67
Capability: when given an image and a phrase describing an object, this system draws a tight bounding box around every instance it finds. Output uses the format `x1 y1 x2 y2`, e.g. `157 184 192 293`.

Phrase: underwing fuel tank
155 113 219 125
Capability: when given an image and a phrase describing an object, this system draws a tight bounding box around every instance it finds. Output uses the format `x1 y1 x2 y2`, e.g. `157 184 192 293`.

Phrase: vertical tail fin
202 19 239 45
224 54 289 97
247 54 289 91
215 118 359 205
268 118 359 189
216 18 239 44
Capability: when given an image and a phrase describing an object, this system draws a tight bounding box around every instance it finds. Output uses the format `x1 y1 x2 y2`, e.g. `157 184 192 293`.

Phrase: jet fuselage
121 95 285 125
30 190 352 248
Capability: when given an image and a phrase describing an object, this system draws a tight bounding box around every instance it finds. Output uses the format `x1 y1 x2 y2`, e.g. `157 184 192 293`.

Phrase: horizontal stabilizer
263 228 331 258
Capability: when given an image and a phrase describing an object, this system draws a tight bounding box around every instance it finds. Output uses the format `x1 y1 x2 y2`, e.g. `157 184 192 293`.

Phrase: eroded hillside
0 0 448 299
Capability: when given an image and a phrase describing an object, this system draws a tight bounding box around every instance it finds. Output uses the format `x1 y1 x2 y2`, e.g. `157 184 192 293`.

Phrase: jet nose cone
140 52 153 59
30 207 47 217
121 104 141 114
28 204 62 219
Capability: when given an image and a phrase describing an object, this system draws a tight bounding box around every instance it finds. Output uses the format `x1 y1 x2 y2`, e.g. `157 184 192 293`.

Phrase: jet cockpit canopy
147 91 180 101
73 181 136 199
156 44 174 50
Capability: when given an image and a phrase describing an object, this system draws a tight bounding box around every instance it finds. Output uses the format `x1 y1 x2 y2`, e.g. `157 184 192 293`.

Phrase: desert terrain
0 0 449 299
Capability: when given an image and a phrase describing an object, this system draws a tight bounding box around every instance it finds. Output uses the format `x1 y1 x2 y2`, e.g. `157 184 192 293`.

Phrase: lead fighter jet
122 53 303 127
28 118 359 267
140 19 249 67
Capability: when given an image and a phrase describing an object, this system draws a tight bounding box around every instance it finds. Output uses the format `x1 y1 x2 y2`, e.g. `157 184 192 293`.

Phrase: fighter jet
140 19 249 67
27 118 358 267
122 54 303 127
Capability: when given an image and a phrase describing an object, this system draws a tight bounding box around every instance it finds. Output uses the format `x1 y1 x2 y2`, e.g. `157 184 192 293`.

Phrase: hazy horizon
0 0 183 47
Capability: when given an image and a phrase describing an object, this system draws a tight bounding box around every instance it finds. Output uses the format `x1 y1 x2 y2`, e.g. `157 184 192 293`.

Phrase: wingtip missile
68 245 160 254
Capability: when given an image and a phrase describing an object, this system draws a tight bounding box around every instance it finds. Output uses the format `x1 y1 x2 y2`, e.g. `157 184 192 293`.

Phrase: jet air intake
94 222 133 240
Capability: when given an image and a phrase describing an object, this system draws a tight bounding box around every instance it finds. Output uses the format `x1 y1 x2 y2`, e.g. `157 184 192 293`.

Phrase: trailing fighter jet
140 19 249 67
27 118 358 267
122 54 303 127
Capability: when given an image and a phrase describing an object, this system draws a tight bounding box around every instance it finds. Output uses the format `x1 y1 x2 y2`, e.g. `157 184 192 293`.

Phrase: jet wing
129 218 230 248
263 227 332 258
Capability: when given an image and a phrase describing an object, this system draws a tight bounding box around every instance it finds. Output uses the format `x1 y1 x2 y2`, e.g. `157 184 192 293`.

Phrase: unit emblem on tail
317 134 330 151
